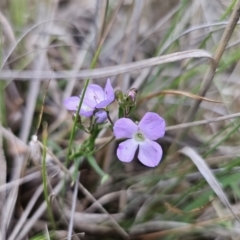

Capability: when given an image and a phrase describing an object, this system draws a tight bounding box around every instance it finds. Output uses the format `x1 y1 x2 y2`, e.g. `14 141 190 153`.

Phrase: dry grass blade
8 185 44 240
17 180 64 240
19 2 58 143
131 209 240 239
77 182 129 239
0 171 41 193
68 173 80 240
0 127 6 224
138 90 224 105
164 199 214 215
166 112 240 131
118 0 144 92
5 1 240 239
130 220 196 236
0 49 213 80
0 11 15 52
0 124 28 238
183 0 240 123
179 147 240 223
0 11 14 223
1 155 25 239
36 142 128 239
167 0 240 154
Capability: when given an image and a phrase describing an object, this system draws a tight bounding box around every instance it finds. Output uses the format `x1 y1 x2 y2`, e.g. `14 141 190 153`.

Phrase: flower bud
29 135 41 165
126 88 137 105
115 89 124 103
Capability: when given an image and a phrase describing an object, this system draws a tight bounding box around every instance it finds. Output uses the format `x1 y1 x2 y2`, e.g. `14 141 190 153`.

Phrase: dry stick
0 171 41 193
63 25 95 100
8 185 44 240
118 0 144 92
98 0 123 48
37 143 129 239
17 180 64 240
133 210 240 240
0 11 15 53
49 0 123 134
94 0 107 48
166 0 240 155
77 182 129 239
0 107 6 226
68 173 80 240
138 90 224 105
165 112 240 131
1 154 26 239
0 49 212 80
171 0 240 149
0 11 15 228
19 2 58 143
15 165 79 240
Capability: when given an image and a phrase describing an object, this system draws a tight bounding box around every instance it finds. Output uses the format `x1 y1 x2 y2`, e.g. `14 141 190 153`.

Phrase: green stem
118 106 124 118
107 111 114 126
66 79 89 163
66 43 103 164
42 122 56 230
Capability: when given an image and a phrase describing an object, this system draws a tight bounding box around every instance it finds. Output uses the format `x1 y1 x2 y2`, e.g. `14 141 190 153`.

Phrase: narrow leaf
180 146 240 223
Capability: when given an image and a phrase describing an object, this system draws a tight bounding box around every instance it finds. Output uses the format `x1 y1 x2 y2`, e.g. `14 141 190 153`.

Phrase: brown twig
138 89 224 105
0 49 213 80
188 0 240 116
168 0 240 152
37 142 129 240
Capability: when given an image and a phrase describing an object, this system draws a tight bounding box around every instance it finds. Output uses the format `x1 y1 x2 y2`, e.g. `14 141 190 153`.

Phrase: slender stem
66 79 89 165
42 122 56 230
118 107 124 118
107 111 114 125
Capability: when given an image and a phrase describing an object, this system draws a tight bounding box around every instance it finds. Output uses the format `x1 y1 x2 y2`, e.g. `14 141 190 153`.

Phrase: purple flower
113 112 165 167
64 79 115 123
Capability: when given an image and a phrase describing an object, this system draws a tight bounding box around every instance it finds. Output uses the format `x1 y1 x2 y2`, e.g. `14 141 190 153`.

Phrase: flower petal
64 96 80 111
139 112 165 140
95 110 108 123
83 84 105 106
138 140 162 167
117 139 138 162
80 108 93 118
95 79 115 108
82 97 96 109
105 78 115 102
113 118 138 139
95 99 113 108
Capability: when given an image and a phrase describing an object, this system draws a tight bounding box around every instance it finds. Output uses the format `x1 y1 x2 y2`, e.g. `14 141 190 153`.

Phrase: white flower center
81 103 93 111
134 131 145 142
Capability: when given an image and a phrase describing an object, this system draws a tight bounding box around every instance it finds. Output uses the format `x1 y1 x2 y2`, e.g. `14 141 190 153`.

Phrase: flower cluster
64 78 166 168
64 78 115 123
